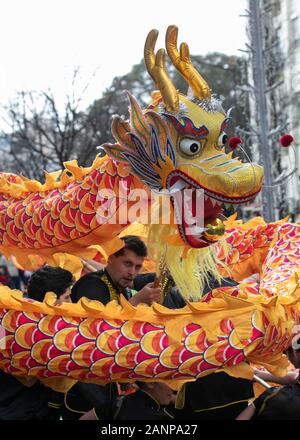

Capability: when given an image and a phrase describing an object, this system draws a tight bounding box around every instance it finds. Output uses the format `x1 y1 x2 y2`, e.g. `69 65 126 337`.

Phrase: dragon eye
217 132 228 149
179 138 202 156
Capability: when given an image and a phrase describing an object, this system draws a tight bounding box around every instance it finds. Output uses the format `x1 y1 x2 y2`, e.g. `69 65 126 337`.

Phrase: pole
249 0 275 222
253 374 272 389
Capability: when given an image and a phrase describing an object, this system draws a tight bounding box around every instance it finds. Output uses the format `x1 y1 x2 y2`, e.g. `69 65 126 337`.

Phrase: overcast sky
0 0 248 108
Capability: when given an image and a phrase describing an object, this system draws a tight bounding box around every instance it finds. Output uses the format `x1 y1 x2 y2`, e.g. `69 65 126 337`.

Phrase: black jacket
71 269 131 304
175 372 254 420
0 370 62 420
94 390 173 420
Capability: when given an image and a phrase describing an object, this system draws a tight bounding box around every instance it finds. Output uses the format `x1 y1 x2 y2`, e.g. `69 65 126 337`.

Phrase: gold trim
63 393 87 414
163 408 174 419
93 407 99 420
194 398 250 413
256 388 280 416
175 383 186 410
101 272 122 302
48 402 62 408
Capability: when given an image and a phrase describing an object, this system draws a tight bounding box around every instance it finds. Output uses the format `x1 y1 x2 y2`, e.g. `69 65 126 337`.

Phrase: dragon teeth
210 198 217 208
189 226 206 235
206 196 223 208
169 180 187 193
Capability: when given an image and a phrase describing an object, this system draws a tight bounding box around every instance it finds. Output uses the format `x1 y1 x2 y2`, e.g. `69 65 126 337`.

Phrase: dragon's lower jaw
167 172 260 248
173 193 224 248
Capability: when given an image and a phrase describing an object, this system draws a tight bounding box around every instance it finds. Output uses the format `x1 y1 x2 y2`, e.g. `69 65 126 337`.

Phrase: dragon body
0 219 299 386
0 26 297 387
0 158 145 272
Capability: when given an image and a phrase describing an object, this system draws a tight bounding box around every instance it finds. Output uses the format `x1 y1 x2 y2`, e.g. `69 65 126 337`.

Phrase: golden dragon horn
144 29 179 113
166 25 212 100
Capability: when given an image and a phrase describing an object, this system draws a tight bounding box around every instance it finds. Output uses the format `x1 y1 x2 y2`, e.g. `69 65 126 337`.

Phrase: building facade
276 0 300 218
246 0 300 220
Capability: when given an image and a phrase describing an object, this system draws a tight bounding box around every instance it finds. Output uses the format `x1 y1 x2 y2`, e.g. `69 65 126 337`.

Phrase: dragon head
104 26 264 249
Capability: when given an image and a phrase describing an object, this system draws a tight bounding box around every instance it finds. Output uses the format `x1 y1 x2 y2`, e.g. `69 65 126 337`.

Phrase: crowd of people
0 255 30 290
0 236 299 420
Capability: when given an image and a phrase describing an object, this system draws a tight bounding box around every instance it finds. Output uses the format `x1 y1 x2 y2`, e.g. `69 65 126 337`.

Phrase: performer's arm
253 368 299 385
235 404 255 420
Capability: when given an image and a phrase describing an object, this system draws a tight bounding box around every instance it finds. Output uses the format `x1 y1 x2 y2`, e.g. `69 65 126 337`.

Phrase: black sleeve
0 371 59 420
184 373 254 412
133 273 156 291
163 288 186 309
252 387 279 417
202 276 238 295
71 275 111 304
94 398 119 420
75 382 118 407
0 370 26 406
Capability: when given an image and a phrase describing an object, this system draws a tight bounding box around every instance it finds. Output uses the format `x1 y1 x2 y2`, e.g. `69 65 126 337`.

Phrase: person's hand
252 367 268 378
253 366 299 385
129 282 161 306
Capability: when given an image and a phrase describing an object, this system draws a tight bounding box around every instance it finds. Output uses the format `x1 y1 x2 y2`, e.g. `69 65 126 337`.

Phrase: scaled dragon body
0 26 297 387
0 218 299 387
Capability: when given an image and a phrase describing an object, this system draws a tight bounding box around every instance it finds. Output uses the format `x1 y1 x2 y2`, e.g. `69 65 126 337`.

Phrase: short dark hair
27 266 74 302
114 236 147 258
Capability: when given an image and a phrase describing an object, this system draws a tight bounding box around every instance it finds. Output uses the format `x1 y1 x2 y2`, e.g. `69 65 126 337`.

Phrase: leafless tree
0 68 103 181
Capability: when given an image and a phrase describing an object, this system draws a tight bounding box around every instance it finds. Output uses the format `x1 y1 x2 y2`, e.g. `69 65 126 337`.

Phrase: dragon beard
147 222 230 301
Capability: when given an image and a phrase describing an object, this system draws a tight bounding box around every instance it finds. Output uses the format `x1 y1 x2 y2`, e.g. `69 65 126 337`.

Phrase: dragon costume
0 26 298 389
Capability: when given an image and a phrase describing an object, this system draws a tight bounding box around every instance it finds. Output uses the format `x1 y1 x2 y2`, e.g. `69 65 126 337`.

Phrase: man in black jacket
64 236 162 419
71 235 161 306
80 381 175 420
236 339 300 420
